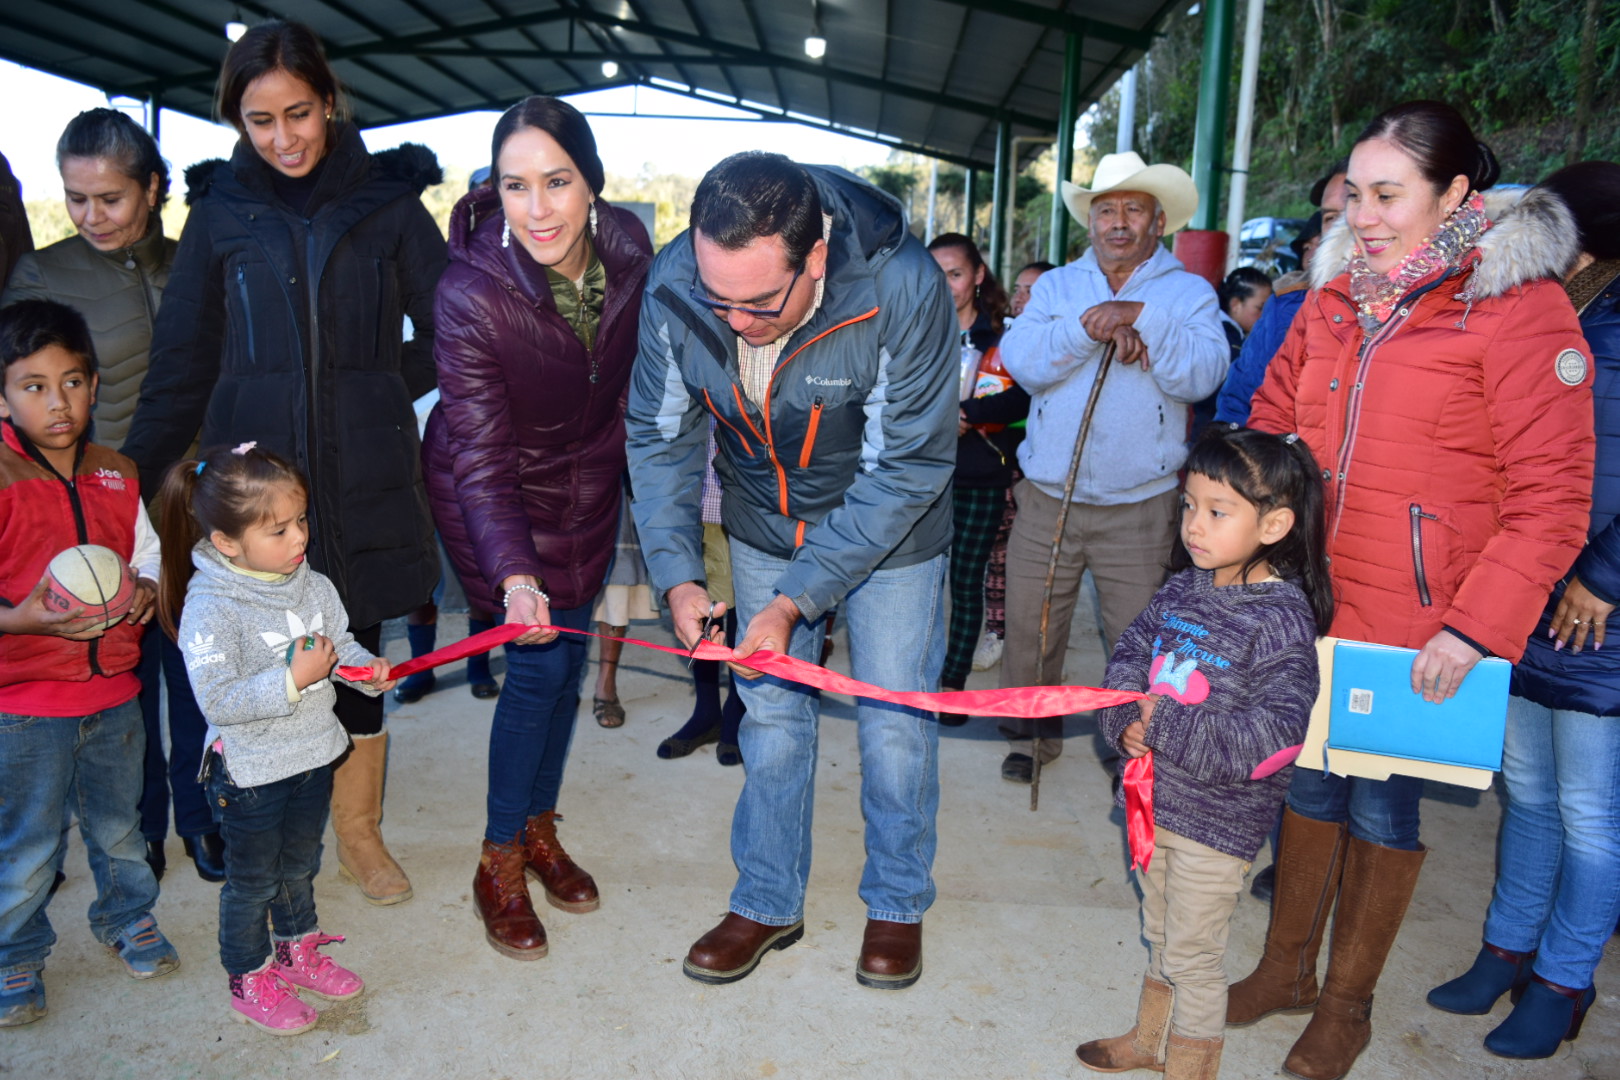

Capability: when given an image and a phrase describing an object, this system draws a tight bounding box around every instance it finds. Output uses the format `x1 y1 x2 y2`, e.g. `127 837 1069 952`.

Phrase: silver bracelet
503 582 550 607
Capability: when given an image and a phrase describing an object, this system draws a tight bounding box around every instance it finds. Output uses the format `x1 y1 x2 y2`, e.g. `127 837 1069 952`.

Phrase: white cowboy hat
1061 151 1200 235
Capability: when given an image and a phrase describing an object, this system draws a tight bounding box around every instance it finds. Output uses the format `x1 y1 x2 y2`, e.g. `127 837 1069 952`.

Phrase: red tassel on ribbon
338 623 1145 720
1122 751 1156 871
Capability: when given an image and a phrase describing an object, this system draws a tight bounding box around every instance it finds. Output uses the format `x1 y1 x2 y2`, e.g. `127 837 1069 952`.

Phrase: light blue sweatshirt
179 541 379 787
998 245 1229 505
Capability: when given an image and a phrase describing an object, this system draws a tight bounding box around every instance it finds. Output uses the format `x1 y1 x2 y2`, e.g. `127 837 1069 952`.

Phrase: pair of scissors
686 601 717 669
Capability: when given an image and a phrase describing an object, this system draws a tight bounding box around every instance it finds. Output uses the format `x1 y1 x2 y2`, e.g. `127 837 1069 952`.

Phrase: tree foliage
1085 0 1620 221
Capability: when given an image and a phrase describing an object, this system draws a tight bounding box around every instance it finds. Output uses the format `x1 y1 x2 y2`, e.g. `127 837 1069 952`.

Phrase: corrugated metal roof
0 0 1177 168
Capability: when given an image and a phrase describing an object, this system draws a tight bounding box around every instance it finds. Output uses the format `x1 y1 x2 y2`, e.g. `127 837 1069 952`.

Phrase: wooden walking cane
1031 341 1117 811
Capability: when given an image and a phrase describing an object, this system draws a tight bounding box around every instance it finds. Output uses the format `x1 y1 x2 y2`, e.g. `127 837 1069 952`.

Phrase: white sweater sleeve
131 500 160 581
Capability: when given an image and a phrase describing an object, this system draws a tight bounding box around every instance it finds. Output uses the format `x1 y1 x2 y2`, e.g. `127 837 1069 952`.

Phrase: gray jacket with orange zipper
626 166 957 624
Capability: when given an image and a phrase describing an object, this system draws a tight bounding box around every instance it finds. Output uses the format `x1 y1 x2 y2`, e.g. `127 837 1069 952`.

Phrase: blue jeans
1482 696 1620 989
727 539 946 925
137 630 213 841
1287 767 1424 850
208 762 332 975
485 601 594 843
0 698 158 976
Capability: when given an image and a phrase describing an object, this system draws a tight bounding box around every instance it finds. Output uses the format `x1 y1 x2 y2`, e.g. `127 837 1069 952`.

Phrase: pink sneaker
274 931 364 1000
230 964 317 1035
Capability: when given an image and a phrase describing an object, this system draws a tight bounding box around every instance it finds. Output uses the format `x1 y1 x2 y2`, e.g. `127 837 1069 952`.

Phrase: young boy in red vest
0 299 178 1027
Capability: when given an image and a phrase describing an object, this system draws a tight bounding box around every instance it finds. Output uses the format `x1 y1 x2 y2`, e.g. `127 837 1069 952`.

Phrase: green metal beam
1048 31 1084 265
608 77 985 171
568 10 1050 130
387 48 782 65
138 8 1049 133
330 10 574 59
931 0 1156 50
1189 0 1236 231
989 119 1011 279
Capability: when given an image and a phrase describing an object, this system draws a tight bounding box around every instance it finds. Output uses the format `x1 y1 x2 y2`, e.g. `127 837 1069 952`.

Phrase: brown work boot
1077 975 1172 1073
1282 838 1427 1080
683 912 804 985
523 811 599 913
473 838 547 960
1227 809 1348 1026
331 733 412 906
855 919 923 990
1165 1033 1223 1080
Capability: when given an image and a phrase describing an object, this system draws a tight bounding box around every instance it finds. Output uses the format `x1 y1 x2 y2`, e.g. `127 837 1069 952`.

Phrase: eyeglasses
689 262 805 319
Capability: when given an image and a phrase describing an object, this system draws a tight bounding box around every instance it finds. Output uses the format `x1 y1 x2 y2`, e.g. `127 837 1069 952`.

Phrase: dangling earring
589 202 598 238
501 220 511 248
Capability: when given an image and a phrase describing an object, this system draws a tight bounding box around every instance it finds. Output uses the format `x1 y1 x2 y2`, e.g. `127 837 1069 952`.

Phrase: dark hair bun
1474 142 1501 192
1355 101 1496 197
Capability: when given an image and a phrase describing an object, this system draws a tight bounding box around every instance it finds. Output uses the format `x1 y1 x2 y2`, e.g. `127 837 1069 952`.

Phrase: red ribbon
1122 751 1156 871
338 622 1145 720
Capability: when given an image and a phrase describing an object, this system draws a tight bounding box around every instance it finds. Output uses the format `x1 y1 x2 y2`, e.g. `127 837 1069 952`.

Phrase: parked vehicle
1236 216 1307 277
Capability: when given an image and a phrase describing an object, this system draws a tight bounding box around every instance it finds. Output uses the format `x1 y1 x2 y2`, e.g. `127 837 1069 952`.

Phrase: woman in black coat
123 20 446 907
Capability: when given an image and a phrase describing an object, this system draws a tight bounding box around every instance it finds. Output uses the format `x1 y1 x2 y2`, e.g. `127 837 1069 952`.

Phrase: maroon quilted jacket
423 187 651 613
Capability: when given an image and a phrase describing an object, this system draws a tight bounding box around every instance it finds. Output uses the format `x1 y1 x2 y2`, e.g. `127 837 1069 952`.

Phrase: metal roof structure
0 0 1178 169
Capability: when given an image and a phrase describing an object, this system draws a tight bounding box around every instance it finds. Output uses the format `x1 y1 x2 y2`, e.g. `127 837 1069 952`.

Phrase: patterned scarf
1348 192 1489 332
1565 258 1620 316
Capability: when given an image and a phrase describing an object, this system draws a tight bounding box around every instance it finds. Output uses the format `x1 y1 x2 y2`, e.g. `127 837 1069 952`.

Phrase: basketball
42 544 137 631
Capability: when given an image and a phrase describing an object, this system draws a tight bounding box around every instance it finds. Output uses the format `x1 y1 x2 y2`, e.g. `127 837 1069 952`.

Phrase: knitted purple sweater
1098 568 1320 861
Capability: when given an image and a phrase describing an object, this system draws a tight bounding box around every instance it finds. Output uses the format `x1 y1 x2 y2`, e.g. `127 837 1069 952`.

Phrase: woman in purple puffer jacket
421 96 650 962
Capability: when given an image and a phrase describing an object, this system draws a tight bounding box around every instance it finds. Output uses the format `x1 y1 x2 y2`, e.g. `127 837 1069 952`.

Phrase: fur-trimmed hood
1310 186 1579 299
183 131 441 206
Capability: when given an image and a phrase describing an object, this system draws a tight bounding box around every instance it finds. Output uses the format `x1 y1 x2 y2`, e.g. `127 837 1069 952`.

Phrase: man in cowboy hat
993 150 1229 783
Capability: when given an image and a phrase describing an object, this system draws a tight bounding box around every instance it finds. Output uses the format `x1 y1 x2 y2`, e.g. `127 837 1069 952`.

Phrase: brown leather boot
1165 1033 1222 1080
1076 975 1172 1073
523 811 599 913
474 838 547 960
332 733 412 905
1281 837 1426 1080
1226 809 1348 1025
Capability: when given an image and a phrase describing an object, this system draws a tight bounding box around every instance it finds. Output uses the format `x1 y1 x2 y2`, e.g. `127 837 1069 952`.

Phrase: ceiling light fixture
225 10 247 41
601 60 619 78
805 0 826 59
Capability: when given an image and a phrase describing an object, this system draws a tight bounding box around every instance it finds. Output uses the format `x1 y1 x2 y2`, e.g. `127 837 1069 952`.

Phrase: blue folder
1326 640 1511 772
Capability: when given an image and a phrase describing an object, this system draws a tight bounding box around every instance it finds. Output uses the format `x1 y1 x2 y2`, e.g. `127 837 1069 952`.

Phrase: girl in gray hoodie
154 444 394 1035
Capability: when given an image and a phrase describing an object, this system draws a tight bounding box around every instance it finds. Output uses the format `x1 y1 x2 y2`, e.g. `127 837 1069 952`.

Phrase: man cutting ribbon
626 151 957 991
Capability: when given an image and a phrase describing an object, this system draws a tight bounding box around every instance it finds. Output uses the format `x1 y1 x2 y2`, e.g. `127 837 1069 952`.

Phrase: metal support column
1116 66 1138 154
1225 0 1266 269
1047 30 1084 265
1189 0 1235 231
147 92 162 144
963 168 979 244
989 119 1011 281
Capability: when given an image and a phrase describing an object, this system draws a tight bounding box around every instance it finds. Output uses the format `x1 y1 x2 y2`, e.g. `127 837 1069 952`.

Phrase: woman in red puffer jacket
421 97 650 963
1234 101 1594 1080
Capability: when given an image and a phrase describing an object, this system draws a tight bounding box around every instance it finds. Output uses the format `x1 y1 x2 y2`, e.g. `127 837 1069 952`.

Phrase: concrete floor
9 602 1619 1080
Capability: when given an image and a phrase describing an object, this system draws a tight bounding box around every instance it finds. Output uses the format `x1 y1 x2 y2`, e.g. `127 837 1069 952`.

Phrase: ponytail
1276 434 1335 636
151 443 309 640
153 459 206 641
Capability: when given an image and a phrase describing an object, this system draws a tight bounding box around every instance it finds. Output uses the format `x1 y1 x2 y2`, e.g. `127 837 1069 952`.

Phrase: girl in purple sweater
1077 426 1334 1079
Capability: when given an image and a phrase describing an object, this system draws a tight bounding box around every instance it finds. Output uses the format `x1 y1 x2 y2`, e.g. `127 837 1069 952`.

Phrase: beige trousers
997 481 1177 760
1139 825 1250 1039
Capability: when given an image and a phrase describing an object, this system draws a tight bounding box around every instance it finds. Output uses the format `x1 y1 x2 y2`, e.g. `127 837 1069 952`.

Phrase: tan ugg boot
1281 838 1427 1080
1227 809 1348 1025
1076 975 1173 1073
332 733 412 905
1165 1033 1223 1080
